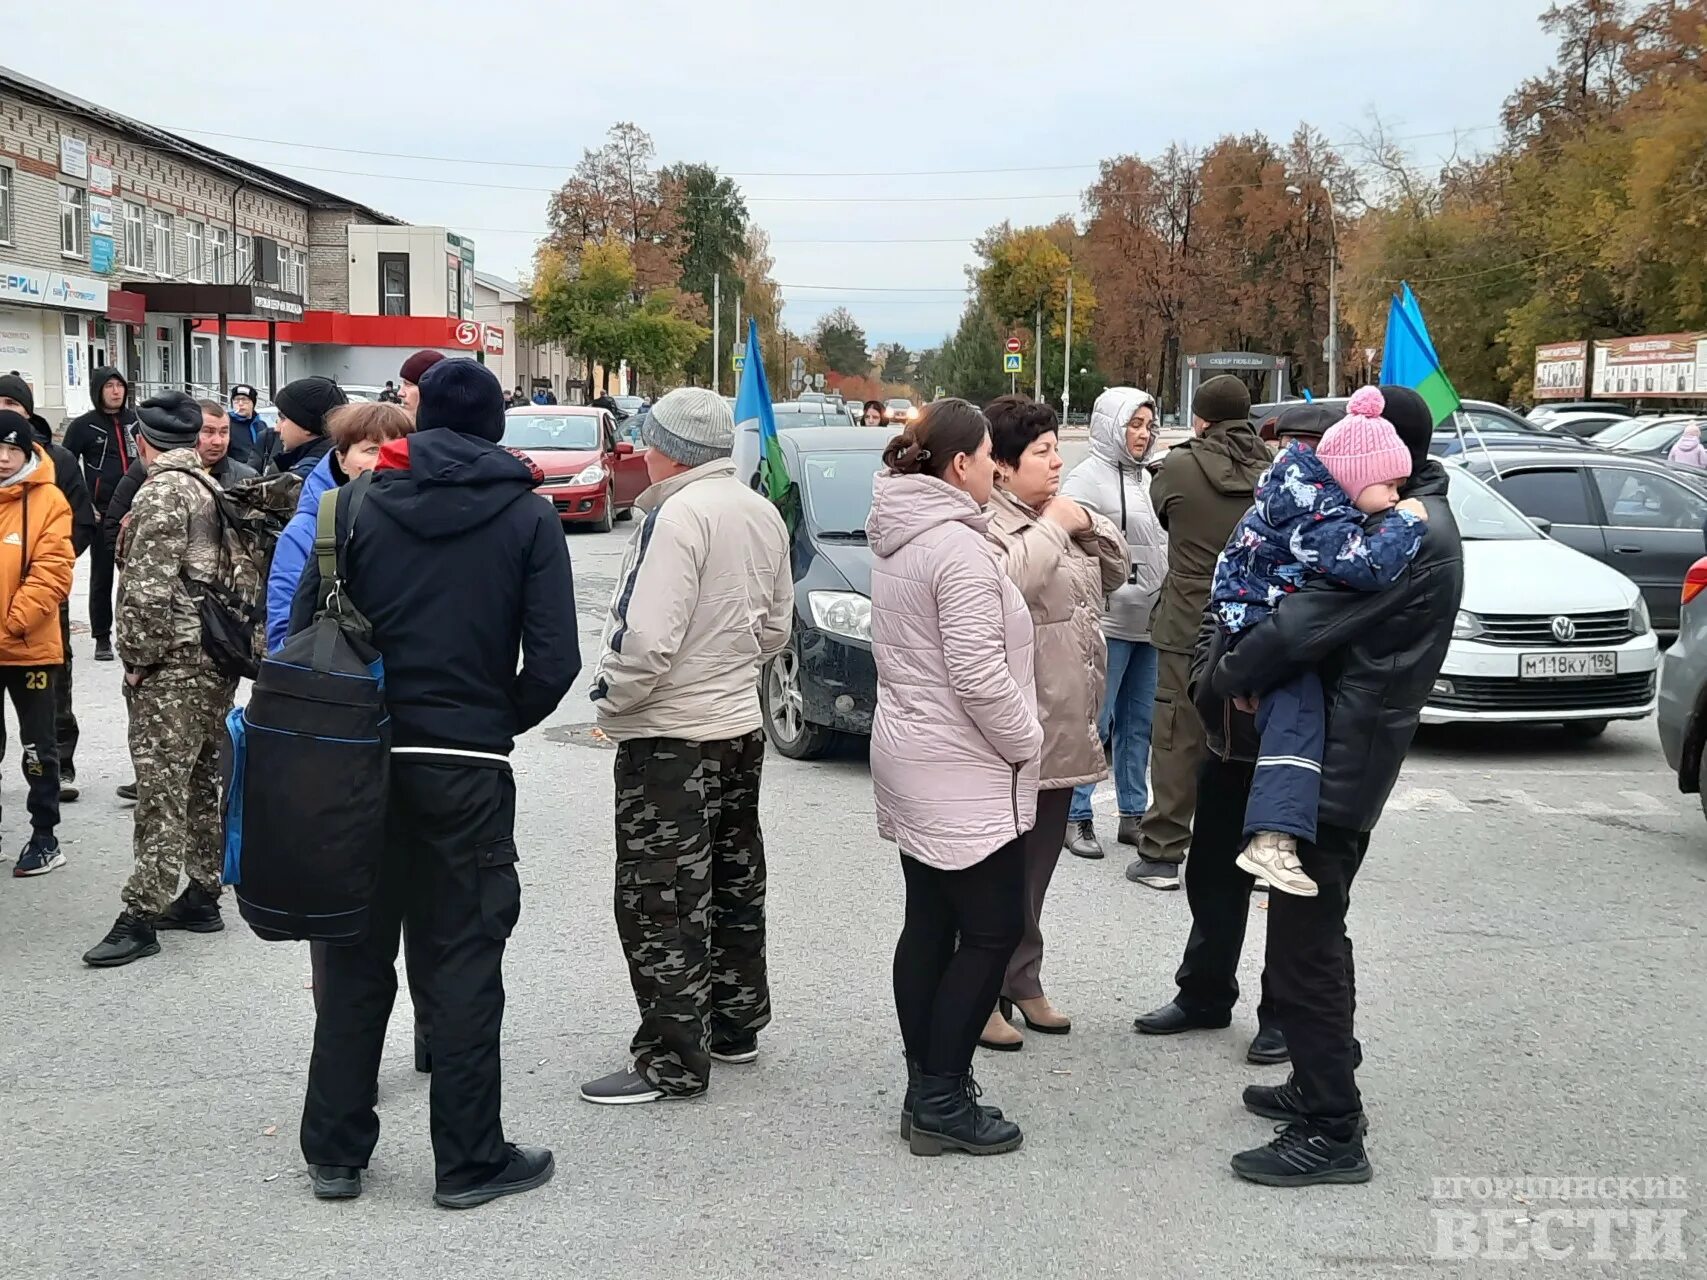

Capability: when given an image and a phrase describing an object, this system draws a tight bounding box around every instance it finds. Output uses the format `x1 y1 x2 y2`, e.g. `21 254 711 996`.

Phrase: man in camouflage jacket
83 392 238 968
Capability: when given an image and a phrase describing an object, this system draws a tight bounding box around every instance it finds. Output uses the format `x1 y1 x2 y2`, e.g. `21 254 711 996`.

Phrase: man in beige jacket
582 387 794 1106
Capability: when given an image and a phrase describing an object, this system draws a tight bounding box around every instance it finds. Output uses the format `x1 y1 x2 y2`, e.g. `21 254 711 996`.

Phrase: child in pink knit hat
1208 386 1428 895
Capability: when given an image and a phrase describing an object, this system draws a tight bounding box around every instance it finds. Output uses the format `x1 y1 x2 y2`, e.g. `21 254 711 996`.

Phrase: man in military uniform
83 391 238 967
581 388 793 1105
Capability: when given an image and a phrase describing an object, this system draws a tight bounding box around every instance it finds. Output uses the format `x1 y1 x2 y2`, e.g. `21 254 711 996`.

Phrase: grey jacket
1060 387 1168 642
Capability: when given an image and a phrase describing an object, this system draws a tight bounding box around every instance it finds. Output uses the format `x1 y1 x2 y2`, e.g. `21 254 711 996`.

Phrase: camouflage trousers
121 666 237 917
614 729 770 1094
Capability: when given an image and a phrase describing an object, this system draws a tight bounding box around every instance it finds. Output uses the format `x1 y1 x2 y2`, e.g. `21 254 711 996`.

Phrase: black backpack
174 468 299 680
224 474 391 943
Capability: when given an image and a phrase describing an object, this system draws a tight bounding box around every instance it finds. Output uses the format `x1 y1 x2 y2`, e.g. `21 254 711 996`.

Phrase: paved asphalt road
3 453 1704 1278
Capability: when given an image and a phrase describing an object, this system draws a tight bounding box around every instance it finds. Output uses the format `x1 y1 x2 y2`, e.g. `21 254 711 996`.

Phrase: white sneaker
1236 832 1319 897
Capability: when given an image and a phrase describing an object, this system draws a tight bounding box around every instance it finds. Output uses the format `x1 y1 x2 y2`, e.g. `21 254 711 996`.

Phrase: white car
1424 469 1658 736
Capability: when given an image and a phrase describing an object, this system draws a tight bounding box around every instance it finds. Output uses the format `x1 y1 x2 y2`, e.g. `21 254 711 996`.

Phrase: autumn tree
878 343 913 383
545 123 681 294
812 307 870 376
661 162 749 385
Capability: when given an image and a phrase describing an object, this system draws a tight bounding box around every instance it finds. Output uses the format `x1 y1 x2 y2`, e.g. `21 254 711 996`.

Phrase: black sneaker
155 882 224 933
433 1145 555 1210
708 1033 759 1064
93 640 115 662
309 1165 362 1200
116 781 138 802
1244 1077 1368 1135
578 1067 704 1106
1125 857 1180 890
1230 1122 1372 1186
1064 819 1104 859
83 910 160 967
13 834 65 877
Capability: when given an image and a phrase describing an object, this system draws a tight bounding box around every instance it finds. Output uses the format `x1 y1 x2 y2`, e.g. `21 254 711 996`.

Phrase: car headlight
572 463 607 486
1452 609 1485 640
809 591 871 642
1630 597 1651 636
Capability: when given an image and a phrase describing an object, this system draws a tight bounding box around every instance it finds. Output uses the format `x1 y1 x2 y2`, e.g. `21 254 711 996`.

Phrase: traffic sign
789 375 806 394
812 372 826 390
790 354 806 377
1005 337 1022 354
733 354 746 374
1003 352 1023 374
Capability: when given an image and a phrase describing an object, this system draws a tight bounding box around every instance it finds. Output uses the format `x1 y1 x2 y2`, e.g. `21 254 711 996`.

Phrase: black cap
417 358 505 442
0 374 34 417
275 377 348 436
231 383 258 403
137 391 203 451
1192 374 1252 426
0 409 33 452
1264 402 1338 443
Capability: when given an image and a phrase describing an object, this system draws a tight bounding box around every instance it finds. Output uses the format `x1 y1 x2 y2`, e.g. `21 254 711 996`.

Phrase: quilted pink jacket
867 471 1042 870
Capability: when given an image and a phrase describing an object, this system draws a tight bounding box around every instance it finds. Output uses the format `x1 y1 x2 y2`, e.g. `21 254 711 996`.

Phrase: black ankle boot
907 1071 1022 1156
901 1057 1003 1140
415 1023 432 1074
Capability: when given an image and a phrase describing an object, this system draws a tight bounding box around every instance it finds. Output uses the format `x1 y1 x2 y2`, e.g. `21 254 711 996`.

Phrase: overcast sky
10 0 1557 351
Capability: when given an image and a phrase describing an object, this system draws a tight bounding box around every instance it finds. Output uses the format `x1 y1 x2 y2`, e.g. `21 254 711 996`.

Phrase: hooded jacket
0 449 74 666
1668 424 1707 470
1148 417 1271 655
114 450 226 675
1211 459 1464 832
287 430 580 754
27 414 96 557
984 486 1127 790
868 471 1042 870
589 457 793 743
1060 387 1168 641
265 451 340 652
62 366 138 512
227 408 266 466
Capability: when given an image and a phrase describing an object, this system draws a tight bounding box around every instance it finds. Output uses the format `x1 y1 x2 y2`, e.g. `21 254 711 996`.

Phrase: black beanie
417 358 505 442
0 409 33 453
275 377 348 437
1379 385 1435 467
137 391 203 451
0 374 34 417
1192 374 1252 426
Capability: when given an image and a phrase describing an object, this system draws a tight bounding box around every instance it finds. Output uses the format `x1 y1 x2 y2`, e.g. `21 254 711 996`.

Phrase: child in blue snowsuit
1210 386 1428 896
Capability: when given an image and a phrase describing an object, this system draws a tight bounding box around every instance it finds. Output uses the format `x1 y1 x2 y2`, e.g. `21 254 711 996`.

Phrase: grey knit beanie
642 387 734 467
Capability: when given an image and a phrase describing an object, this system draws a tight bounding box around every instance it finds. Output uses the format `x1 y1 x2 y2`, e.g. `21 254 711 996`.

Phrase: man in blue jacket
289 359 579 1210
227 384 266 467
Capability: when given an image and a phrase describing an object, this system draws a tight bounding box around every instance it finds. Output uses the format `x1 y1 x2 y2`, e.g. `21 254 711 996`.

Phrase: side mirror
1529 516 1553 534
615 440 635 455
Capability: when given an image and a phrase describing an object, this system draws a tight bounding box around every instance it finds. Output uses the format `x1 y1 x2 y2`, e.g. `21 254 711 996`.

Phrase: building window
192 335 214 388
379 252 409 315
292 248 307 296
156 338 173 388
150 209 174 276
122 201 144 268
60 184 87 257
447 260 460 318
186 222 204 280
236 234 252 284
209 226 229 283
0 166 13 243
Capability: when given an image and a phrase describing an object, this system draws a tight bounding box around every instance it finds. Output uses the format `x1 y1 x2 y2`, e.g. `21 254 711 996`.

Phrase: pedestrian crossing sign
1003 353 1022 374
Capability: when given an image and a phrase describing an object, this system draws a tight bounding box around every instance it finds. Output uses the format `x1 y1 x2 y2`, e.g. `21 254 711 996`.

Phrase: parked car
1657 556 1707 818
1455 448 1707 635
756 427 897 758
501 406 649 532
1535 410 1636 439
1601 415 1707 460
1424 468 1658 736
1251 397 1567 457
611 395 646 420
1529 401 1635 426
885 397 917 424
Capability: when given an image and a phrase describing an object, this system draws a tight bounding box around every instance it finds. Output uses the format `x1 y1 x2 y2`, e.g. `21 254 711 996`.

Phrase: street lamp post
1287 181 1339 395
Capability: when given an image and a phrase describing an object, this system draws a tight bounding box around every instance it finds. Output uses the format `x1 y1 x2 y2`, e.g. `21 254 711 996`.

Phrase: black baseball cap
231 384 258 402
1263 402 1338 443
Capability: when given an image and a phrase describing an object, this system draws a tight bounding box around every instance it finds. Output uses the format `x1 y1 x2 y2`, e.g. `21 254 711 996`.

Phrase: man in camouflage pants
582 388 793 1105
83 391 238 967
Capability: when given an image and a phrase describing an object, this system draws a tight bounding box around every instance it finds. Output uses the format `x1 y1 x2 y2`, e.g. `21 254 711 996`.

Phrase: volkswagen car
501 406 650 532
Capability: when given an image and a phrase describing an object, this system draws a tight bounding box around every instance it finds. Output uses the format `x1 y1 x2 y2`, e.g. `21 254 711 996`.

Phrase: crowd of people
1 351 1464 1208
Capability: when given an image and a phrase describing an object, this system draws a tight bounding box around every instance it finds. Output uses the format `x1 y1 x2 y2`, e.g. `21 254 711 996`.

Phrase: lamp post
1287 181 1339 395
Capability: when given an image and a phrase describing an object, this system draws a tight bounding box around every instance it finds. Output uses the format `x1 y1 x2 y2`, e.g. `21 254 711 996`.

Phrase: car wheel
592 483 614 533
762 645 835 760
615 502 633 522
1561 719 1609 741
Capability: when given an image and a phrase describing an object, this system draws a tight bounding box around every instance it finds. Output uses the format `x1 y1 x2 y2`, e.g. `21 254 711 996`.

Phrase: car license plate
1520 652 1616 679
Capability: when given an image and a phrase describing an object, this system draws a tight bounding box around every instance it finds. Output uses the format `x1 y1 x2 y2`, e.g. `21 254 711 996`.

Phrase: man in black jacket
290 358 579 1210
62 366 137 660
0 375 98 800
268 377 345 479
1206 385 1464 1187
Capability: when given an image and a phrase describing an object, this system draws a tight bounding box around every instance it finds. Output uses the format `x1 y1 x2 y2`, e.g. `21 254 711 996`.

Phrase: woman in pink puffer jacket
868 398 1043 1159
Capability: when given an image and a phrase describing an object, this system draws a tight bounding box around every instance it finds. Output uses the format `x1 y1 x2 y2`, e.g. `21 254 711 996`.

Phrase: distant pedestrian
0 411 75 877
398 350 444 419
268 378 347 479
867 399 1039 1156
288 358 579 1209
978 394 1125 1050
1668 422 1707 469
1061 387 1168 860
513 386 526 408
1130 374 1268 890
227 384 266 467
581 387 792 1106
83 392 240 966
62 366 137 662
863 399 886 427
377 380 401 404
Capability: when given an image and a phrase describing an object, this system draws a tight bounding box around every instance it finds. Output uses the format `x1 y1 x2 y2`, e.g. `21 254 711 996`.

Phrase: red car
501 406 650 531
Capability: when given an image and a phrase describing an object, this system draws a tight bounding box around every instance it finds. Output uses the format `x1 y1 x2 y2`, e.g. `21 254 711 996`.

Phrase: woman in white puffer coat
1060 387 1169 860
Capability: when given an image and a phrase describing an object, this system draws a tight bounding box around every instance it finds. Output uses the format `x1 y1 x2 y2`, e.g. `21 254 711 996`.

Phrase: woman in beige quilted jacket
979 394 1127 1050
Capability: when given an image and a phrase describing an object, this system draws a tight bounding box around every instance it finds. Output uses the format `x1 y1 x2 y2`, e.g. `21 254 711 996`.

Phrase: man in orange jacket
0 411 75 876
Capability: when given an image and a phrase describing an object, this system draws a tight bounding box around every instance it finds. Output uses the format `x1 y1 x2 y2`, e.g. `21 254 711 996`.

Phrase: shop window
61 185 87 257
380 253 410 316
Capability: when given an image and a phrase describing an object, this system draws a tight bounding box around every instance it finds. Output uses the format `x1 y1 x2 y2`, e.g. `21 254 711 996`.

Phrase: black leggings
893 837 1025 1077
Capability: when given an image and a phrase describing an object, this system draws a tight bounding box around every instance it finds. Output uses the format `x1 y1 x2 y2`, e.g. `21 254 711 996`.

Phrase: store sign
454 319 480 347
249 284 304 320
105 290 147 326
1532 340 1589 400
59 135 88 179
0 262 107 312
483 323 505 355
0 310 40 385
1591 333 1707 399
90 236 114 276
88 160 115 197
88 195 115 238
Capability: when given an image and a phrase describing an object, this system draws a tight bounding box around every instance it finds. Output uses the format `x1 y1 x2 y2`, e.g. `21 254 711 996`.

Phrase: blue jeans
1069 638 1159 823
